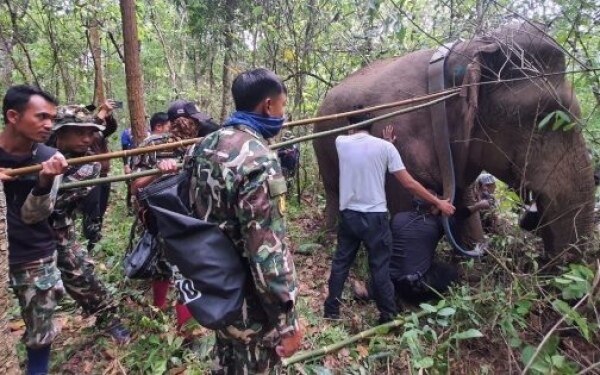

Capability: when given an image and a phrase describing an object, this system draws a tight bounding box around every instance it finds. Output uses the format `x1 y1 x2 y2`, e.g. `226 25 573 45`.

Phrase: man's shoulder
199 127 272 158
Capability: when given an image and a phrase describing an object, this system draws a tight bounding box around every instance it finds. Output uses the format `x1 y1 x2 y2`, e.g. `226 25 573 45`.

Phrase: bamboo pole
59 164 183 190
282 310 428 367
282 88 460 128
59 92 458 190
4 138 201 177
6 89 461 178
272 92 459 150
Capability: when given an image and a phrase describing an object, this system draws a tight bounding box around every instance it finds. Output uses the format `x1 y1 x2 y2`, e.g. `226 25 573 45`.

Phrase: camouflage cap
53 105 105 132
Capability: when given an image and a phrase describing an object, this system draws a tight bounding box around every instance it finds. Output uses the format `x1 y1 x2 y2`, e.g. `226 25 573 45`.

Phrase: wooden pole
5 138 200 177
7 91 458 179
58 92 459 190
282 310 428 367
282 88 460 128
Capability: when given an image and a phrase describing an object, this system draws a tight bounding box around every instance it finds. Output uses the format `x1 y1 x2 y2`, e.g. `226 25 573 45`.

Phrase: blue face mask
223 111 284 139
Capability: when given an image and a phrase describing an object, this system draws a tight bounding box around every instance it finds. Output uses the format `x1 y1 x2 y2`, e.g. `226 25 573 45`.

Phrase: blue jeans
324 210 397 322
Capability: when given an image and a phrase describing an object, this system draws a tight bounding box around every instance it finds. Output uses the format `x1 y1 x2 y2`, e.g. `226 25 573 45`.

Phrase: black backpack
137 164 247 329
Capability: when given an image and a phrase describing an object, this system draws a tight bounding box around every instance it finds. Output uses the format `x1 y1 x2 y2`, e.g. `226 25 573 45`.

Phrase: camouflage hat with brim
53 105 105 132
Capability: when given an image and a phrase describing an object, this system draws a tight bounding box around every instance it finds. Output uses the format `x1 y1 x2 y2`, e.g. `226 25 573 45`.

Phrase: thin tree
119 0 146 145
88 5 106 106
219 0 236 122
0 183 19 375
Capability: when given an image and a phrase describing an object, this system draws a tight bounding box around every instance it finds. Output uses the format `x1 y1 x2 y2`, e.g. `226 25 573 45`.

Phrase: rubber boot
175 303 192 329
152 279 170 310
27 345 51 375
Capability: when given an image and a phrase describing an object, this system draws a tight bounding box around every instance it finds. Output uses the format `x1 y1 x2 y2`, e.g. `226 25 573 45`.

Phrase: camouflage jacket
50 155 101 231
189 125 299 336
130 133 185 172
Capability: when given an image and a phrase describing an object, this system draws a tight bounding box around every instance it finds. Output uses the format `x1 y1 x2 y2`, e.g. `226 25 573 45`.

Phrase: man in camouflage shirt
189 68 302 374
130 103 218 329
49 105 130 344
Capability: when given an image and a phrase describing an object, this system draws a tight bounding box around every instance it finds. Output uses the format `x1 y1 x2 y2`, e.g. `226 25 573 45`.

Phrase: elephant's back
318 49 434 119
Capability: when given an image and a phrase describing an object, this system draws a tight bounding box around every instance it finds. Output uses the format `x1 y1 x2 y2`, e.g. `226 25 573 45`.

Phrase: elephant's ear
454 42 500 185
459 43 500 139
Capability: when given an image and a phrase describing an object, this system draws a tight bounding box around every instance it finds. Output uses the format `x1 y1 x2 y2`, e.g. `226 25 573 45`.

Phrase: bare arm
131 159 179 195
392 169 455 216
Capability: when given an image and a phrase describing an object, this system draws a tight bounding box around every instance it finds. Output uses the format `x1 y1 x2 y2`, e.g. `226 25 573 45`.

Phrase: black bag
123 217 159 279
138 168 247 329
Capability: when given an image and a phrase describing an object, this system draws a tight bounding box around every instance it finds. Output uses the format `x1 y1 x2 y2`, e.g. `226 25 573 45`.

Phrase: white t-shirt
336 132 406 212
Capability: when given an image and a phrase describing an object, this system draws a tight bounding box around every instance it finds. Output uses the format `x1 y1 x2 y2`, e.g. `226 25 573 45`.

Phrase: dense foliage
1 0 599 373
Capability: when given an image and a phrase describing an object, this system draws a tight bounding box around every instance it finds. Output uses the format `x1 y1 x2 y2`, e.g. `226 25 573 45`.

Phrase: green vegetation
1 0 599 373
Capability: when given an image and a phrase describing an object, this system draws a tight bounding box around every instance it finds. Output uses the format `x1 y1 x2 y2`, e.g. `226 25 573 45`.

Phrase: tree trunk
89 15 105 106
219 0 236 122
0 183 19 375
119 0 146 146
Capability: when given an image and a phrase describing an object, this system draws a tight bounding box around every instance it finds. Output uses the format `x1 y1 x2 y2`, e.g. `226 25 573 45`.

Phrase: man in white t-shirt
324 110 456 324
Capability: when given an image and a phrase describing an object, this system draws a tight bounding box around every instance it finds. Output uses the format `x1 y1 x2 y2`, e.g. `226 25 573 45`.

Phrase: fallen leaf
339 348 350 358
356 344 369 359
323 354 339 369
8 320 25 331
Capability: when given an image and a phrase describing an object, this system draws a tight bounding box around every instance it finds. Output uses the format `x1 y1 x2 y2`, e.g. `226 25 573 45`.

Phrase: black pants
81 182 111 249
325 210 397 322
393 261 458 304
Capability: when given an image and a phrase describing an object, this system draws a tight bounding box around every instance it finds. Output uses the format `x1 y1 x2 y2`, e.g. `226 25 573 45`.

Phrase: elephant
313 23 596 257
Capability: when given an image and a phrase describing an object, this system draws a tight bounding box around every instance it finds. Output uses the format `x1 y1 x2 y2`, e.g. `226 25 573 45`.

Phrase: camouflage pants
55 225 117 322
9 255 65 348
211 299 281 375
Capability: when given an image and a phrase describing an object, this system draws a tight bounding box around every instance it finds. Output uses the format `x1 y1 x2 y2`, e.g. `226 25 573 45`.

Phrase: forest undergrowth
7 155 600 375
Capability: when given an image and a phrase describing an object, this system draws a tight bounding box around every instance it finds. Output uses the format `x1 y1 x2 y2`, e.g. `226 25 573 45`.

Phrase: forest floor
6 169 600 374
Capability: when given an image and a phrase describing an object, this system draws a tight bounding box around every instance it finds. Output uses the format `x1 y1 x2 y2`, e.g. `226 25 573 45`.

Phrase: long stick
282 310 428 367
282 88 459 128
59 164 183 190
5 138 201 177
59 92 458 190
6 90 461 178
272 92 459 149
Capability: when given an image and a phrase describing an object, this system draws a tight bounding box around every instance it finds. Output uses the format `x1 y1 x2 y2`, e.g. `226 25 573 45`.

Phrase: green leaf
414 356 434 369
538 112 555 130
420 303 438 313
451 328 484 340
521 335 560 372
552 299 590 341
437 307 456 317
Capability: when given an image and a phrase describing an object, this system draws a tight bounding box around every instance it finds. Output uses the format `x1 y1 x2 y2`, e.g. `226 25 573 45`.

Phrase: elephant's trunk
528 133 595 256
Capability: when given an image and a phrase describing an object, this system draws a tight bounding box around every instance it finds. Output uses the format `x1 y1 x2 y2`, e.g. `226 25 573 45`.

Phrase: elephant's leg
324 188 339 232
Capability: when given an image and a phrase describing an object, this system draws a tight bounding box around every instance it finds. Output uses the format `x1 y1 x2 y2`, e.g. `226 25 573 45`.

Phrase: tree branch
282 71 333 88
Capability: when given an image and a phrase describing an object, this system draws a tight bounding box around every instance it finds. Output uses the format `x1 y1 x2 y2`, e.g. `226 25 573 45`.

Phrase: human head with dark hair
2 84 58 144
149 112 170 134
167 100 218 137
224 68 288 139
231 68 287 113
347 105 374 133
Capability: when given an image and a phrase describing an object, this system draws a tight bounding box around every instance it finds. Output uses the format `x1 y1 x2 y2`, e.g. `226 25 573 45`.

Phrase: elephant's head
445 23 595 256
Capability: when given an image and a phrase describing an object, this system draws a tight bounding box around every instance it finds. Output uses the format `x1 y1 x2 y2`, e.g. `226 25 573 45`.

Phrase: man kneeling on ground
354 195 459 304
